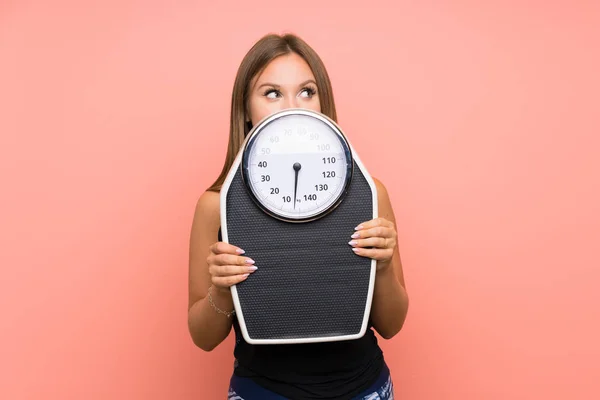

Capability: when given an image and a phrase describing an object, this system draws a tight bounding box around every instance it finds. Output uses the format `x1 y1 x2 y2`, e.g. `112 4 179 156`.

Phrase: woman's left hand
348 217 397 271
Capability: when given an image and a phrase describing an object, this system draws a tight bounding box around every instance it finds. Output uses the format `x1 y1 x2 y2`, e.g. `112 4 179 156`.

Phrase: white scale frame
220 108 379 345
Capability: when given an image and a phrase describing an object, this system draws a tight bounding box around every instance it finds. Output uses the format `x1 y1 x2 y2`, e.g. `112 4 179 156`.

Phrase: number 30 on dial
241 109 353 222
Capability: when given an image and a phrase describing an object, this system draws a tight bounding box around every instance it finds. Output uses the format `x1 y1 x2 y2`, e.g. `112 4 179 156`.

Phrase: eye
299 86 317 99
263 89 280 99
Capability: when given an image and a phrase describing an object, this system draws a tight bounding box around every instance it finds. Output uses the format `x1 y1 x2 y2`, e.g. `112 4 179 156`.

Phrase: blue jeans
227 365 394 400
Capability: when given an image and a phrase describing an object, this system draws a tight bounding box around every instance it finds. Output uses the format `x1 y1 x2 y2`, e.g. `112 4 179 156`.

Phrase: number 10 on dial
241 110 353 222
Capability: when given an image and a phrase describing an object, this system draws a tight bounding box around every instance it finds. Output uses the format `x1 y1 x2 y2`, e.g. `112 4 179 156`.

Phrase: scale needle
293 162 301 210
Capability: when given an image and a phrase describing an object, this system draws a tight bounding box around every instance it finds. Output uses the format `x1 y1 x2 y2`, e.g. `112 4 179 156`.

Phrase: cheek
303 96 321 113
248 98 264 125
250 101 282 126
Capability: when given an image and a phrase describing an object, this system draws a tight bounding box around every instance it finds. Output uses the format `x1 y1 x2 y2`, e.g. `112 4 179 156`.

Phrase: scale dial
241 109 353 222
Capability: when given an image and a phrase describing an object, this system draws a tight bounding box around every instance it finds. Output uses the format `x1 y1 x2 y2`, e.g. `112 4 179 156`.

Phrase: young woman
188 33 409 400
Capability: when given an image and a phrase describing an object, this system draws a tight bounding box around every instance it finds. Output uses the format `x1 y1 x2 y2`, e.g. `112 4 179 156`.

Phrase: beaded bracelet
207 286 235 318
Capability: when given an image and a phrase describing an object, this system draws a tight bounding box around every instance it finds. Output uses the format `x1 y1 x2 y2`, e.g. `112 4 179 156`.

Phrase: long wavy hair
207 33 338 192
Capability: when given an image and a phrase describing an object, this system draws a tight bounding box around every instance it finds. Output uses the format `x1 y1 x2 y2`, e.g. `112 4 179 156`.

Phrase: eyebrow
257 79 317 90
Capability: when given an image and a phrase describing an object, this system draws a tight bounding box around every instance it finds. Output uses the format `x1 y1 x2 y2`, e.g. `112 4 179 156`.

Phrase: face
246 52 321 127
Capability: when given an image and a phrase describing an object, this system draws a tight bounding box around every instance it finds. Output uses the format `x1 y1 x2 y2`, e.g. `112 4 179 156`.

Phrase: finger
210 241 245 255
210 253 255 267
354 217 394 231
351 226 394 240
212 274 250 288
210 264 258 277
351 247 393 261
348 237 388 249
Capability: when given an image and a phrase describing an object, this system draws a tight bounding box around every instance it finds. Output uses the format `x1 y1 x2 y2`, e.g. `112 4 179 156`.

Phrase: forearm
369 265 409 339
188 287 235 351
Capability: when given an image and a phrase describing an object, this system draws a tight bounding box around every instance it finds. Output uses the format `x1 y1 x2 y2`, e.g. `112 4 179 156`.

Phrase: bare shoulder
371 176 388 197
194 190 221 222
190 190 221 248
371 176 396 221
371 176 391 205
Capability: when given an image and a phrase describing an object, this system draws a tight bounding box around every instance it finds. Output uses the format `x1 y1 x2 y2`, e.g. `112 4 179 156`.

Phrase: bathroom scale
220 108 378 345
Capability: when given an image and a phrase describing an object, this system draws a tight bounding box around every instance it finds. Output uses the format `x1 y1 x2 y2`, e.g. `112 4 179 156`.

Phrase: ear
245 109 253 125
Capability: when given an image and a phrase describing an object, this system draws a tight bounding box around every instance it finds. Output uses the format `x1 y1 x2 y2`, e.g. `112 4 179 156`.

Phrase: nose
283 95 299 110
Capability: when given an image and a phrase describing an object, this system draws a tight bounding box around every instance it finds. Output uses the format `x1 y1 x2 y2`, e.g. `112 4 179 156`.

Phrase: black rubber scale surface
223 160 375 342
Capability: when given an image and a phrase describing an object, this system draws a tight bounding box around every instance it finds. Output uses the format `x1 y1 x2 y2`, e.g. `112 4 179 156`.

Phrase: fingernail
351 233 359 239
242 273 249 278
348 240 357 247
355 225 363 230
352 248 360 253
248 266 258 272
245 258 255 264
237 248 245 254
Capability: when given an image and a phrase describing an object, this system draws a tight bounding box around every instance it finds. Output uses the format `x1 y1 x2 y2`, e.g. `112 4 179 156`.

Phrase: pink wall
1 1 599 399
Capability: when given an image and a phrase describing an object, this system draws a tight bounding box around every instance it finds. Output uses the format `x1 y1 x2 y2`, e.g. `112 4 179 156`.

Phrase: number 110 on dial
242 112 353 222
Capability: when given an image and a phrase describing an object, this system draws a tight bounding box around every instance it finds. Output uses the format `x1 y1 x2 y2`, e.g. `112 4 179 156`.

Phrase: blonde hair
207 33 338 192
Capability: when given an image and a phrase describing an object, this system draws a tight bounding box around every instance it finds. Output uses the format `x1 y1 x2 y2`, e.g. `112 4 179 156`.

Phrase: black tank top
218 228 386 399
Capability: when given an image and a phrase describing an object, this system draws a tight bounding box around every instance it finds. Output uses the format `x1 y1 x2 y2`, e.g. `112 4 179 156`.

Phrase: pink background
1 1 599 399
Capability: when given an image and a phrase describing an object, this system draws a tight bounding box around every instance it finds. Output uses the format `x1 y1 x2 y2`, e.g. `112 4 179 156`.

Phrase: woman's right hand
207 242 257 290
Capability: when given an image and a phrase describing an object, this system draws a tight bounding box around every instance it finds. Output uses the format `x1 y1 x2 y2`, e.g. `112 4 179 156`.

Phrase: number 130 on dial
241 110 353 223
